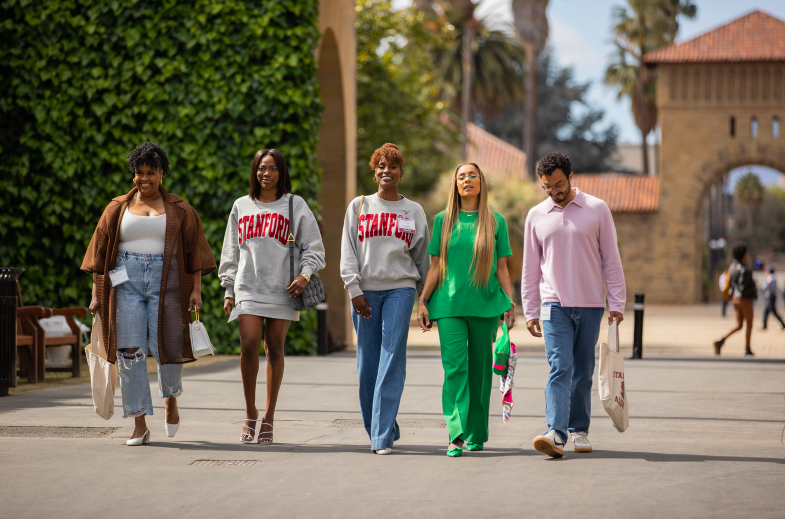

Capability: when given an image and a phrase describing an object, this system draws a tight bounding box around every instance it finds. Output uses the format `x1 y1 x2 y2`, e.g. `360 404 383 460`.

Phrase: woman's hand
89 296 99 315
286 275 308 298
352 294 372 319
417 301 432 332
504 306 515 329
224 297 235 318
188 289 202 312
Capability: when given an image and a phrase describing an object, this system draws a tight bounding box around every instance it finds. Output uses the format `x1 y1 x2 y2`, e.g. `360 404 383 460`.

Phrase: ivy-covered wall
0 0 324 354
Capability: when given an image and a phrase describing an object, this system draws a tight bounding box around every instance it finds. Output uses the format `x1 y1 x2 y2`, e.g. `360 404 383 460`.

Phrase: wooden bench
16 306 51 384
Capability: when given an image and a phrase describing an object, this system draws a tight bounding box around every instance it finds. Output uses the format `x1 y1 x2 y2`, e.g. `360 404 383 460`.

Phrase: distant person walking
522 152 626 458
761 267 785 330
219 148 326 444
714 245 757 355
340 143 430 455
82 142 216 446
417 163 515 457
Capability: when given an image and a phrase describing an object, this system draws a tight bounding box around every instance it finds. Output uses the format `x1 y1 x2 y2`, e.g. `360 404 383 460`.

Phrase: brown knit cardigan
81 188 216 364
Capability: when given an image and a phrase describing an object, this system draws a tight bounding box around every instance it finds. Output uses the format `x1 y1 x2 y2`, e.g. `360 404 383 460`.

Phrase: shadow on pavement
546 450 785 464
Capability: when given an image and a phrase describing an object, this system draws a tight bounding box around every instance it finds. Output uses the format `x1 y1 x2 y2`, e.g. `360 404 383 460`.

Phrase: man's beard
549 181 571 202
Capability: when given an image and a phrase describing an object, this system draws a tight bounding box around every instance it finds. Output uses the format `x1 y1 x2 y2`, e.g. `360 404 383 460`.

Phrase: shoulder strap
358 195 364 217
288 194 295 283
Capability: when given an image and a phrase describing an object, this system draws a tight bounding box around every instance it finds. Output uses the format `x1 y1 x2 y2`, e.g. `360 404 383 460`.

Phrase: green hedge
0 0 324 355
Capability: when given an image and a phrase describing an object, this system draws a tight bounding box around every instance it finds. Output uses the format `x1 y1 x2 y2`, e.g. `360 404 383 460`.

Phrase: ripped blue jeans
115 252 183 418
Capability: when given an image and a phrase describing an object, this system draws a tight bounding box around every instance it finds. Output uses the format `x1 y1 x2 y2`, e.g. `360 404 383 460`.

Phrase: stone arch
315 3 357 348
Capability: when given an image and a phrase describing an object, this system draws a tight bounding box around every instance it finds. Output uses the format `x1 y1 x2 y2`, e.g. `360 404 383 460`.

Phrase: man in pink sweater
522 152 626 458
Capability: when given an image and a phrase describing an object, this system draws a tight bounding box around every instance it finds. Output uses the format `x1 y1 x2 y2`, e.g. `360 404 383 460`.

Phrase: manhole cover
332 419 445 429
0 426 120 438
191 460 262 466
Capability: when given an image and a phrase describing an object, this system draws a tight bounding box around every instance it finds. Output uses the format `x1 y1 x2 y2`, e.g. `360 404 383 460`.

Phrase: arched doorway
701 164 785 301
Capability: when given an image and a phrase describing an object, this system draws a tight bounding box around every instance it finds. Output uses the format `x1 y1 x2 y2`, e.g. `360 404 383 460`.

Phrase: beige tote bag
598 319 629 432
85 314 117 420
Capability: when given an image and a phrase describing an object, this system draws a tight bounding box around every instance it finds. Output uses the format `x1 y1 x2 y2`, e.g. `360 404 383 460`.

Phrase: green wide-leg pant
437 316 499 444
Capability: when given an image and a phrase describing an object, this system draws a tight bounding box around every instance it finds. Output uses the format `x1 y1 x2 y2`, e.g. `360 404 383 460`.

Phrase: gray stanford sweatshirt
340 194 430 299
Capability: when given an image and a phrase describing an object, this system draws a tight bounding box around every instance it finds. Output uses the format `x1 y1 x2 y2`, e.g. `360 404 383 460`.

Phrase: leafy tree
0 0 323 355
604 0 696 176
512 0 549 179
415 0 527 160
482 50 619 173
734 171 766 234
356 0 459 197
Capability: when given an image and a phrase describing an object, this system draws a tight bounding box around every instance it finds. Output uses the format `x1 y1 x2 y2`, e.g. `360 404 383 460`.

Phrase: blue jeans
542 303 604 443
352 288 415 450
115 252 183 418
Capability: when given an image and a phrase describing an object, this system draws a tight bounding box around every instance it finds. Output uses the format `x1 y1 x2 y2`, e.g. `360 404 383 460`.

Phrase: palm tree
512 0 549 180
604 0 696 176
416 0 527 160
734 171 765 234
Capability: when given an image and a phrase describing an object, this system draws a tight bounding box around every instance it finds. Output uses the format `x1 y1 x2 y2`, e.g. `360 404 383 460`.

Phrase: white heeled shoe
165 421 179 437
126 429 150 446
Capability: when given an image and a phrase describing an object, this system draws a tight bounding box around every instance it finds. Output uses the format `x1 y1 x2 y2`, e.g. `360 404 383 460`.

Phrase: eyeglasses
457 174 479 183
541 180 567 192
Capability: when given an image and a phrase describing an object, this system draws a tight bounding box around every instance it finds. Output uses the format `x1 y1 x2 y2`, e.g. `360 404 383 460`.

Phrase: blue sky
393 0 785 145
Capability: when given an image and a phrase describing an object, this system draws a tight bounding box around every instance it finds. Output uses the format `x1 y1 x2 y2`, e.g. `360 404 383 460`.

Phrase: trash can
0 268 25 396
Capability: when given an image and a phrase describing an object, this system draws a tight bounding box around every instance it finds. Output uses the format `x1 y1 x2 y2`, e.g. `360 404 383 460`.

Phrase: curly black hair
126 142 170 176
537 151 572 178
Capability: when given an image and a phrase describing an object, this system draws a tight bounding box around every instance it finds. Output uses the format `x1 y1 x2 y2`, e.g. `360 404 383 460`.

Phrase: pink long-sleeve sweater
521 188 626 322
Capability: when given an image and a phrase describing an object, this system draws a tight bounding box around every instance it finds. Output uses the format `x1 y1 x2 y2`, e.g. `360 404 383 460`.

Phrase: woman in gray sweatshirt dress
219 149 325 444
340 143 430 455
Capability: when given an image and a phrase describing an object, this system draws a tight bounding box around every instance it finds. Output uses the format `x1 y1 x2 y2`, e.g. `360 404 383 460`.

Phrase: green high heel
446 447 463 457
466 442 483 451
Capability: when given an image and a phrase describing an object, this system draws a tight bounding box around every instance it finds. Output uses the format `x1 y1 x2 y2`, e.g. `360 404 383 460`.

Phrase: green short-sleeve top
426 210 512 320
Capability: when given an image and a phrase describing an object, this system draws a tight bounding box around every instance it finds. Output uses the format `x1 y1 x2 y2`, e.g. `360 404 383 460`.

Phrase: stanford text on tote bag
598 319 629 432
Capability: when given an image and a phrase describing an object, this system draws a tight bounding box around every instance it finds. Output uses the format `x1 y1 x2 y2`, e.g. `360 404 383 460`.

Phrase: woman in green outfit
417 163 516 457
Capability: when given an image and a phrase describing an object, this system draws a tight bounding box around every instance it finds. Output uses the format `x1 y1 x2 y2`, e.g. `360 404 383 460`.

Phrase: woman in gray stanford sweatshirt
219 148 325 445
340 143 430 455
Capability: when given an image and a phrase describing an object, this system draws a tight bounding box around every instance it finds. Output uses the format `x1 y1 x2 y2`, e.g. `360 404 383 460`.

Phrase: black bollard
316 302 328 356
631 293 644 359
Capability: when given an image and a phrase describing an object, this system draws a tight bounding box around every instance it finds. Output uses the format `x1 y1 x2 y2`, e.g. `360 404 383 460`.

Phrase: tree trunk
461 17 474 162
524 42 537 179
638 20 649 177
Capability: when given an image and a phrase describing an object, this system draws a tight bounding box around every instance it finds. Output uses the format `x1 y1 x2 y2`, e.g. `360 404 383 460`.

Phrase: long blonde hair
439 163 496 288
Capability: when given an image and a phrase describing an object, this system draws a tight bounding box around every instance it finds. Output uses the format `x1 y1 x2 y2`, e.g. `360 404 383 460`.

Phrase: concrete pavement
1 353 784 518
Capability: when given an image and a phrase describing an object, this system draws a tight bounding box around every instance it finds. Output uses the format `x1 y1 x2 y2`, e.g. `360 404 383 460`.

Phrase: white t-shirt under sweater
218 194 326 311
118 207 167 254
340 194 430 299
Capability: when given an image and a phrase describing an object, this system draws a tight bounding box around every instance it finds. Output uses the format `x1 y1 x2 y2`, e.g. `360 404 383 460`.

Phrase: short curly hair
537 151 572 178
126 142 170 177
369 143 405 170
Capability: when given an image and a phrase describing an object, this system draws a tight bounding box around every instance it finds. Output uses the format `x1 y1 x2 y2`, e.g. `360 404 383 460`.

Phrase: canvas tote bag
598 319 629 432
85 314 117 420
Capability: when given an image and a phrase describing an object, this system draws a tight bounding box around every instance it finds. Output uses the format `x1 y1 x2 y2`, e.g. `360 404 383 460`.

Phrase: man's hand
352 294 372 319
526 319 542 338
608 311 624 325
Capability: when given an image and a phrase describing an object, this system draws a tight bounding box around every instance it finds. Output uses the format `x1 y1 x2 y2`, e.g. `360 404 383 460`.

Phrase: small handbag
190 309 215 358
492 322 511 376
288 194 325 311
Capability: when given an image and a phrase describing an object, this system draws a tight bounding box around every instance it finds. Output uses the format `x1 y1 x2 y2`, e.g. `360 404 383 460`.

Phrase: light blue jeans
352 288 415 451
115 252 183 418
542 303 604 443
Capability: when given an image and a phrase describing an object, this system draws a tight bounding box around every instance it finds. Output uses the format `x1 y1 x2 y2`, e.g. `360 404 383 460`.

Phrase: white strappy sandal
257 422 273 445
240 418 260 444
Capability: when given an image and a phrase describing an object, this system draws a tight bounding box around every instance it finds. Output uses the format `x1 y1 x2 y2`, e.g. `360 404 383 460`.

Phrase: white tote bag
190 310 215 359
84 314 117 420
598 319 629 432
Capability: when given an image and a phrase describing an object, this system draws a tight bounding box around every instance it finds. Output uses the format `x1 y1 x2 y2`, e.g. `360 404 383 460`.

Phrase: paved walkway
1 353 784 518
407 303 785 358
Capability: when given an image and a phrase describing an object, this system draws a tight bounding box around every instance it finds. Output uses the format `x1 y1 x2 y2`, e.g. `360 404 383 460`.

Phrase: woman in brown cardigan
82 142 216 446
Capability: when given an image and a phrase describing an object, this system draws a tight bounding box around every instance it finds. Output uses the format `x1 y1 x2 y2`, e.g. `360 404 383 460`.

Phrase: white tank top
118 207 167 254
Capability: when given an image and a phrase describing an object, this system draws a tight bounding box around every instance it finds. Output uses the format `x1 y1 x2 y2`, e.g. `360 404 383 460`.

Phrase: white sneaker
375 448 392 455
532 430 565 458
571 432 592 453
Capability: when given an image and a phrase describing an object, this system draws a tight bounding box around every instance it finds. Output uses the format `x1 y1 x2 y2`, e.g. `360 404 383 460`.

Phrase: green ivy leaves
0 0 324 355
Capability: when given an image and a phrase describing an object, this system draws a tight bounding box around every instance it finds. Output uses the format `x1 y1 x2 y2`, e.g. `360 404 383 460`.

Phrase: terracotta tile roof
572 174 660 213
644 10 785 64
467 122 526 178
